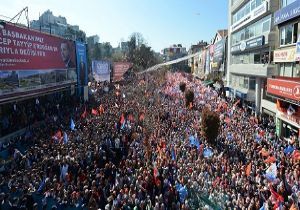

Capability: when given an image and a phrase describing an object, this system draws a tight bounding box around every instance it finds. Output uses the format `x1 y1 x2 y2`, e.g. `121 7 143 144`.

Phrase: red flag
92 108 98 116
292 150 300 161
246 163 251 177
128 114 134 122
139 113 145 121
81 107 87 118
99 104 104 114
270 187 284 203
120 114 125 124
265 156 276 164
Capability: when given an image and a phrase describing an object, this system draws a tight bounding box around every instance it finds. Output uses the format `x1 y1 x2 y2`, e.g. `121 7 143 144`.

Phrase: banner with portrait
75 41 88 88
0 23 77 99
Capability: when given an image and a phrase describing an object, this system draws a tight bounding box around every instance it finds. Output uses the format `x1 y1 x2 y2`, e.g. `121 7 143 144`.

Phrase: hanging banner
92 60 110 82
113 62 132 82
75 41 88 88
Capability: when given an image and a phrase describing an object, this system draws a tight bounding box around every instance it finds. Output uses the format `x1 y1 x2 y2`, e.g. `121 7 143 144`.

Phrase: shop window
293 65 300 77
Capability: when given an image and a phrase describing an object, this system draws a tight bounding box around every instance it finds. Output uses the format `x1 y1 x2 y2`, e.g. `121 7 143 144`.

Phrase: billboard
267 78 300 105
92 60 110 82
113 62 132 82
0 23 77 98
75 41 88 87
0 23 76 70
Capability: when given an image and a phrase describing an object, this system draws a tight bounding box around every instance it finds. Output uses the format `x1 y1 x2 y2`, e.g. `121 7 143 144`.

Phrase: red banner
267 78 300 102
113 62 132 81
0 23 75 70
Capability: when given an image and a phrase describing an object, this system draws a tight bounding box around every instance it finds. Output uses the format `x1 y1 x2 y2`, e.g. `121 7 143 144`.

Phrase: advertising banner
113 62 132 82
75 41 88 87
267 78 300 104
212 39 225 71
0 23 76 70
231 36 265 53
274 0 300 25
92 60 110 82
274 48 296 63
205 49 210 75
0 23 77 98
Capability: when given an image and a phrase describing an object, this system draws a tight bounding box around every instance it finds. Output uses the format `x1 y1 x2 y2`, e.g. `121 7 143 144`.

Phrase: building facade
227 0 280 115
30 10 84 40
188 41 208 77
266 0 300 141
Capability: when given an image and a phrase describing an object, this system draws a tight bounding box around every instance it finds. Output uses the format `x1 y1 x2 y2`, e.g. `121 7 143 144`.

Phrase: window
281 0 296 8
280 23 297 46
279 63 300 77
249 77 256 90
231 15 271 46
244 77 249 89
254 54 261 63
262 19 271 33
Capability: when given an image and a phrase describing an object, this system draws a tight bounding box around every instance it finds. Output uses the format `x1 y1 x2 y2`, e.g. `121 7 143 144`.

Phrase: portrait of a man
61 42 75 68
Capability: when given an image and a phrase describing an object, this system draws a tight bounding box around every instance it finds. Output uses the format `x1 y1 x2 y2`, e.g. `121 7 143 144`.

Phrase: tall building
227 0 280 116
266 0 300 140
189 41 208 77
30 10 84 40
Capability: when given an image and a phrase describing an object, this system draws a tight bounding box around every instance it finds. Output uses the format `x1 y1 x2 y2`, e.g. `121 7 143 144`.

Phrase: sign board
231 36 265 53
0 23 77 98
274 48 296 63
267 78 300 103
274 0 300 25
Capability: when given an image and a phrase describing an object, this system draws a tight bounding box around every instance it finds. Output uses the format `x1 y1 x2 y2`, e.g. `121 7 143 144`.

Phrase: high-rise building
227 0 280 116
30 10 84 40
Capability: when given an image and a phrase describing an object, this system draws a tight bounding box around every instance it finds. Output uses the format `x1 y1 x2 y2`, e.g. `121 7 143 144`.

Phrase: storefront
267 78 300 141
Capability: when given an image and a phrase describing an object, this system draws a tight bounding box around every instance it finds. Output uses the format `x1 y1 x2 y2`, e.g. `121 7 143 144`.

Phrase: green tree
201 107 220 145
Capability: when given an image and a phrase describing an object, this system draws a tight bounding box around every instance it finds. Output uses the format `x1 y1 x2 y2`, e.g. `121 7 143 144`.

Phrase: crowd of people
0 70 299 210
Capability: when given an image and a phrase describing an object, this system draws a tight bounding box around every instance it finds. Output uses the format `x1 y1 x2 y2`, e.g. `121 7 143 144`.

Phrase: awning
236 90 247 99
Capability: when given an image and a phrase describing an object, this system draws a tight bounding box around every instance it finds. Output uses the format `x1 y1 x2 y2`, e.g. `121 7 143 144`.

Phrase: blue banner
274 0 300 25
75 42 88 89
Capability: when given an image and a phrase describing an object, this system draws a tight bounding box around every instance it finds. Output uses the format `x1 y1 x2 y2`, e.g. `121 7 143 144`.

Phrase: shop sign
267 78 300 102
231 1 267 32
274 0 300 25
274 48 296 63
231 36 265 53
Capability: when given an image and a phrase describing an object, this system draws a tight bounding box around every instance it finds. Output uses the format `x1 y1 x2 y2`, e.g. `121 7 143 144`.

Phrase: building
188 41 208 77
87 35 100 46
227 0 280 116
266 0 300 141
162 44 187 61
30 10 84 40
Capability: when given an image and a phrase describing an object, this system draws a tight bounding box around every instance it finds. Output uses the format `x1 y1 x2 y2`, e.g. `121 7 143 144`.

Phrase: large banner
0 23 76 70
113 62 132 82
92 60 110 82
0 23 77 98
75 42 88 87
212 39 225 71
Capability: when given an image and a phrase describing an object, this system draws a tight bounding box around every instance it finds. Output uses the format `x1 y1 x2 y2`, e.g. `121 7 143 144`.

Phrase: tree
179 82 186 93
185 90 194 107
201 107 220 145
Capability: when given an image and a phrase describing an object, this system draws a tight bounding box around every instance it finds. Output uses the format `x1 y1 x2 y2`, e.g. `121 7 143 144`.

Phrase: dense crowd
0 70 299 210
